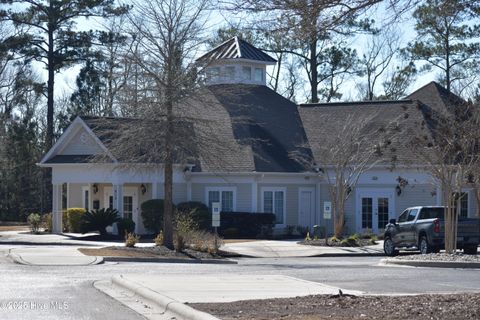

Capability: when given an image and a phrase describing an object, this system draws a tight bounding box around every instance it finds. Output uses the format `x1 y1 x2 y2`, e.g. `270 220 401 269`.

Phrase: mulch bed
191 293 480 320
300 239 375 247
78 245 223 260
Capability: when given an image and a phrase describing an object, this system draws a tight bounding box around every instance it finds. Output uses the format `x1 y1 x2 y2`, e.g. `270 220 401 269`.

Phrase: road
0 244 479 319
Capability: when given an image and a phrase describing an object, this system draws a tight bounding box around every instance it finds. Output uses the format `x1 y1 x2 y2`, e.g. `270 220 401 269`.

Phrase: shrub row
218 212 275 239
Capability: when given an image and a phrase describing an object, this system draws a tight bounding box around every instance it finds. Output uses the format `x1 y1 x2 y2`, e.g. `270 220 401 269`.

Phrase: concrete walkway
8 246 103 266
95 274 362 320
221 240 384 258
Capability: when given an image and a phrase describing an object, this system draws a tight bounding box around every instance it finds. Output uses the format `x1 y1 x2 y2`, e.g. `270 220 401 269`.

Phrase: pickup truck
383 206 480 256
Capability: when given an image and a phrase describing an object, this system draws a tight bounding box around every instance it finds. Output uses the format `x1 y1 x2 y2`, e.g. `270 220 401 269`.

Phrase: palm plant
81 208 120 236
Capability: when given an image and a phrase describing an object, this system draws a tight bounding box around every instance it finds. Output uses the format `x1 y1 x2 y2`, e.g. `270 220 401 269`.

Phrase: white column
251 180 258 212
113 184 124 217
316 182 321 225
66 183 70 209
52 184 63 234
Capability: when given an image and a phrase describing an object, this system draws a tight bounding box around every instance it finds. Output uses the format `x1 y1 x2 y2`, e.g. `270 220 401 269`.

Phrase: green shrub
329 236 340 243
141 199 165 233
369 235 378 245
81 208 120 236
340 234 360 247
42 213 52 232
218 212 275 238
117 218 135 238
176 201 210 230
285 225 295 236
296 226 309 237
125 233 140 247
222 227 239 238
154 231 164 246
27 213 41 234
67 208 86 233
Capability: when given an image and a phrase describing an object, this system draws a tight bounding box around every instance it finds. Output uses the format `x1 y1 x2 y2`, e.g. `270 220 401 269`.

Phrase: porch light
141 184 147 195
93 184 98 194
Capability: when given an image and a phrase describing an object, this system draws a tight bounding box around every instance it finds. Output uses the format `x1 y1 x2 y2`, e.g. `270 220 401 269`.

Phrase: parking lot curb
111 275 221 320
7 249 104 266
381 258 480 269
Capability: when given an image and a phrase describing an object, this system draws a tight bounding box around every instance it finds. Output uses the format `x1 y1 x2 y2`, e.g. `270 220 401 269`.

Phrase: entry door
298 188 314 228
104 187 139 232
358 191 393 234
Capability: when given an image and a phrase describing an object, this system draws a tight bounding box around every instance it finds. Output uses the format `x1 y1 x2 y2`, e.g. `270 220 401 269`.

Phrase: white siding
59 128 103 155
191 183 251 211
395 184 437 217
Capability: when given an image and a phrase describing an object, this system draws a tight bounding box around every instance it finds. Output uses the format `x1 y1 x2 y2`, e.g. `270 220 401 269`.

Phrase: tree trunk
309 40 318 103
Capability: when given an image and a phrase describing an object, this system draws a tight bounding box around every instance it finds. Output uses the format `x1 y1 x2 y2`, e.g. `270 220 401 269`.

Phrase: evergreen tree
0 0 129 151
407 0 480 93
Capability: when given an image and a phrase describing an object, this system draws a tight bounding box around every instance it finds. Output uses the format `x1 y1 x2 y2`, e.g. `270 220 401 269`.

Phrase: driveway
221 239 384 258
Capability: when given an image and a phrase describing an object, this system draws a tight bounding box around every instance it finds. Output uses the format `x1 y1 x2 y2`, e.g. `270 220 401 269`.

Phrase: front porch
52 182 157 234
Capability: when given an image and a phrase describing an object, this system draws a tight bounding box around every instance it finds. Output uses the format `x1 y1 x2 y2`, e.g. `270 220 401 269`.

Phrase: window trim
205 187 237 212
261 187 287 226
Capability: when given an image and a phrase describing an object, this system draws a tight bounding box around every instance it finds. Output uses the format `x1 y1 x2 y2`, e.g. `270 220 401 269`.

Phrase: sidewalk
221 240 384 258
95 274 362 320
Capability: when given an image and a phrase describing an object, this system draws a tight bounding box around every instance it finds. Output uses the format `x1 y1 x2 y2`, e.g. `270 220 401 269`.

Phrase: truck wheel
464 246 478 255
419 236 432 254
384 237 398 256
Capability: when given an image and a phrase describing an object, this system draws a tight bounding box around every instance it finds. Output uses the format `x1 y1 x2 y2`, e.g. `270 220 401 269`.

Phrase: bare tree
116 0 209 249
407 101 478 253
301 108 401 238
357 27 401 101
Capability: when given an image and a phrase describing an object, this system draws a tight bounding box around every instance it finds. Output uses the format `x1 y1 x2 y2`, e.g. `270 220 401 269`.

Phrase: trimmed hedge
176 201 210 230
117 218 136 237
218 212 275 239
141 199 167 233
67 208 86 233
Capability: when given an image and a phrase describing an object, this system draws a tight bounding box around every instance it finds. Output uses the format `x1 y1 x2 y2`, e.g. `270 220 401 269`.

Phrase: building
39 37 475 235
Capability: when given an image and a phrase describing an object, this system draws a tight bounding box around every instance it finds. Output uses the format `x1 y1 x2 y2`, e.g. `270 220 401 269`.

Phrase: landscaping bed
78 246 224 260
191 293 480 320
391 252 480 262
300 238 376 247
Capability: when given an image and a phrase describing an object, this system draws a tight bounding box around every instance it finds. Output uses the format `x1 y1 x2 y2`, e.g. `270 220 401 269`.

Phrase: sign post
212 202 221 251
323 201 332 244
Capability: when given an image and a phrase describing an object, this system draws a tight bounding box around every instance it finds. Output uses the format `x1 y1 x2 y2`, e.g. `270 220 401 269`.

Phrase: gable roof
299 100 428 166
39 117 116 165
196 36 277 64
406 81 467 114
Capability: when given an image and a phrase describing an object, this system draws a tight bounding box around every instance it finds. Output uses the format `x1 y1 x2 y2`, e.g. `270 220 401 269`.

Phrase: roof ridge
299 99 414 107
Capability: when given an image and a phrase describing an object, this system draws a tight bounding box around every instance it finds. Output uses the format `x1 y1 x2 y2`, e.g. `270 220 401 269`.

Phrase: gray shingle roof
196 36 277 64
299 100 428 166
406 81 467 114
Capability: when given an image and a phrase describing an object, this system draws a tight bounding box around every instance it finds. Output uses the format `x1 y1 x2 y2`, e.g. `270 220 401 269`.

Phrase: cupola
196 36 277 86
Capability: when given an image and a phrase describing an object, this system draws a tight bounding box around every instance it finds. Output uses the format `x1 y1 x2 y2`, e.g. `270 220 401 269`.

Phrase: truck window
419 207 444 219
397 210 409 223
407 209 418 221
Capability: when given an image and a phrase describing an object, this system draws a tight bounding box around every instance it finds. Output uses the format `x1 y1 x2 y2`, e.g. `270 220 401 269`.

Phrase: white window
254 68 263 82
206 187 236 212
225 66 235 80
262 188 286 225
242 66 251 80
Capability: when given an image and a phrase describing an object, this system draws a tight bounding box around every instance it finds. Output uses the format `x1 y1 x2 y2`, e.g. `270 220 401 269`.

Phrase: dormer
196 36 277 86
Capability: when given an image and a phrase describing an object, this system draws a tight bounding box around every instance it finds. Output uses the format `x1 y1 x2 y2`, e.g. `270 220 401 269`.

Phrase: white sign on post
212 202 221 227
323 201 332 219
